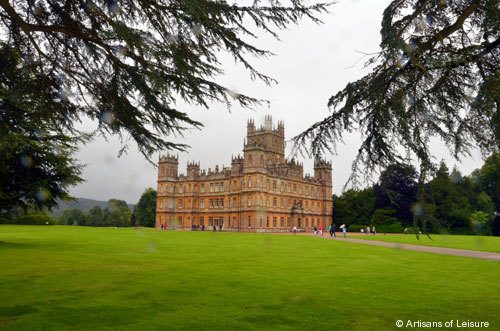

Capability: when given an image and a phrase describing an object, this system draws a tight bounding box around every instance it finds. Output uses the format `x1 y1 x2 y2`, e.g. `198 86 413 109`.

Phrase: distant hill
49 198 135 219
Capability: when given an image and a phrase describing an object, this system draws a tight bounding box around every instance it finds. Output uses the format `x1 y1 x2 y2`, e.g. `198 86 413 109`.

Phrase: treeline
58 189 157 227
334 154 500 235
58 199 133 227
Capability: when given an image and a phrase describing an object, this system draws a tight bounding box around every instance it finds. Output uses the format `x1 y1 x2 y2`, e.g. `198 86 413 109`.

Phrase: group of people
190 224 206 231
292 223 348 238
364 226 376 235
212 224 223 232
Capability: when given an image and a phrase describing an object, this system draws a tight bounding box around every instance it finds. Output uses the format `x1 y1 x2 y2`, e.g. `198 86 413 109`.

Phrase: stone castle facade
155 116 332 232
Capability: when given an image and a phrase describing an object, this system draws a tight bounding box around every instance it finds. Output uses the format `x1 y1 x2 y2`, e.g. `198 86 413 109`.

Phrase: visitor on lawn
319 226 323 236
293 226 297 235
313 226 317 236
372 226 376 235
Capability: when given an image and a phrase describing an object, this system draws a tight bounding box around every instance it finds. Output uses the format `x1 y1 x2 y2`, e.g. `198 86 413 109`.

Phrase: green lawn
349 234 500 253
1 226 499 330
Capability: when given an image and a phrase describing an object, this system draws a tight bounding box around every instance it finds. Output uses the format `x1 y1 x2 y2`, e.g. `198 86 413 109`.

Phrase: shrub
348 224 368 233
374 223 403 233
14 213 56 225
370 207 398 225
0 217 12 224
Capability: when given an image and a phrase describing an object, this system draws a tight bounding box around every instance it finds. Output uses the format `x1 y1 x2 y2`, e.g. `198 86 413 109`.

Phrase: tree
0 1 328 211
332 188 375 226
104 199 132 227
0 45 84 214
1 0 329 157
87 205 104 227
478 153 500 211
374 163 418 226
294 0 500 184
58 208 84 225
135 188 157 227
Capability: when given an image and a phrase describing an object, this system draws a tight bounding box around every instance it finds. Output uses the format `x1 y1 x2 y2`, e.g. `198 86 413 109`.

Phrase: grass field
349 234 500 253
1 226 499 330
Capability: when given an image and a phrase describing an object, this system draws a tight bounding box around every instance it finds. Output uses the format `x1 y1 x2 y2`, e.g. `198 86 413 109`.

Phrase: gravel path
327 236 500 261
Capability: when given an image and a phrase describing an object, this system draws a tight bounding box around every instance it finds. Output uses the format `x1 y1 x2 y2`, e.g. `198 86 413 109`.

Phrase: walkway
326 235 500 261
271 232 499 261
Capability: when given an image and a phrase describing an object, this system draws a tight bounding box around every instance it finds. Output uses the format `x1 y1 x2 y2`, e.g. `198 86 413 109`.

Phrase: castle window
281 198 284 208
201 184 205 193
220 182 225 191
200 199 204 208
305 201 309 209
248 216 251 227
170 186 174 193
266 179 270 189
178 200 182 209
306 219 309 228
293 184 296 192
179 185 184 193
259 217 263 228
209 217 213 226
273 198 277 207
280 217 284 227
248 177 252 187
200 216 204 225
259 196 263 206
266 217 269 228
178 216 182 226
273 180 277 190
266 197 269 206
247 195 251 207
209 199 213 208
210 183 214 192
219 198 224 208
288 199 291 207
215 199 219 208
260 155 264 166
249 155 253 166
287 218 291 227
215 183 219 192
273 217 277 228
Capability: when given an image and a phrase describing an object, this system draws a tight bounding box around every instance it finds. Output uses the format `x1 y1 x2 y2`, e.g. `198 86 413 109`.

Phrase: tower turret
158 153 178 179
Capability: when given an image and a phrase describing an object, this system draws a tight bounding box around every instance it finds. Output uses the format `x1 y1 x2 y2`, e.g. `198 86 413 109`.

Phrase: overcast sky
71 0 485 204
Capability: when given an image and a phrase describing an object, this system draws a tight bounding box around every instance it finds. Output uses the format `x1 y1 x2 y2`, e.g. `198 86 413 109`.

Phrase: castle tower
187 161 200 178
314 158 332 184
158 153 178 179
244 116 285 170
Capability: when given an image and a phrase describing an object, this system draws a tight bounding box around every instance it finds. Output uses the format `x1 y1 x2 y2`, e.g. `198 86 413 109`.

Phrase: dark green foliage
374 164 418 226
478 153 500 211
370 207 398 225
347 224 367 233
15 213 56 225
0 45 84 214
135 188 157 227
374 223 403 234
104 199 132 227
77 214 87 226
58 209 84 225
295 0 500 185
86 206 104 227
0 0 329 160
0 217 11 224
332 188 375 227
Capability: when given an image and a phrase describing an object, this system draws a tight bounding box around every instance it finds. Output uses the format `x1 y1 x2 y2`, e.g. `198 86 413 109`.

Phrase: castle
155 116 333 232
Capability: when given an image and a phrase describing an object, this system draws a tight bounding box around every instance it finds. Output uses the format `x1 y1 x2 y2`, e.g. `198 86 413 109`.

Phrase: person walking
330 224 336 238
319 225 323 236
340 224 346 238
219 224 223 232
372 226 376 235
293 226 297 235
201 224 205 231
313 226 318 236
365 226 370 235
161 223 164 230
213 224 216 232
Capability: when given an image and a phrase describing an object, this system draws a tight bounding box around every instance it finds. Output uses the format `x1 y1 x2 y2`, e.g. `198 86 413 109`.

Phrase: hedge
14 214 56 225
